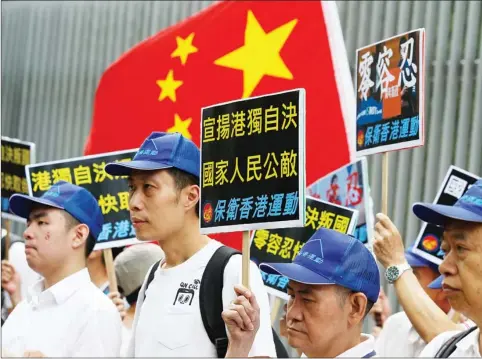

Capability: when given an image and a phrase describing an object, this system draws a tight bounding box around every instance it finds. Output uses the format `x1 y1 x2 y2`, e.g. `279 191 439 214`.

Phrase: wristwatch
385 262 412 284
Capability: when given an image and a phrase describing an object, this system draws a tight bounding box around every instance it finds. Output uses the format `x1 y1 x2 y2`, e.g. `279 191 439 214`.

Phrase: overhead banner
200 89 306 234
251 196 358 299
412 166 479 265
307 157 373 246
355 28 425 156
26 150 140 250
1 137 36 222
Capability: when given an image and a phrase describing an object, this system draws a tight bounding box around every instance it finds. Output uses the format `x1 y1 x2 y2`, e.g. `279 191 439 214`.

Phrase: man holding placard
1 181 122 357
260 227 380 358
373 180 482 357
104 131 276 357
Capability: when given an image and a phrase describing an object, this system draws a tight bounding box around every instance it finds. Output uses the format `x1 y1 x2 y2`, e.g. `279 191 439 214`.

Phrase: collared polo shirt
1 268 122 357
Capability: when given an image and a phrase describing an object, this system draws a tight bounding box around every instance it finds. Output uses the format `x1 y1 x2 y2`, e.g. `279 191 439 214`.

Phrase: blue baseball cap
259 228 380 303
9 181 104 240
104 132 200 178
413 179 482 225
428 275 443 289
405 245 439 272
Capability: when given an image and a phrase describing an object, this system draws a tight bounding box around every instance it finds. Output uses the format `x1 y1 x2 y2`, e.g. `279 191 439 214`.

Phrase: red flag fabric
84 1 355 250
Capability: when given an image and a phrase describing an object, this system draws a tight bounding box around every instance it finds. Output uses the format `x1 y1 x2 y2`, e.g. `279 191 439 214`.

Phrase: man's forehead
28 205 58 219
288 280 334 293
128 169 163 181
442 221 482 242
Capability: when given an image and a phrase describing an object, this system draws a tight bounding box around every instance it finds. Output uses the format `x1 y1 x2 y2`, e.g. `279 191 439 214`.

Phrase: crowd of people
1 131 481 357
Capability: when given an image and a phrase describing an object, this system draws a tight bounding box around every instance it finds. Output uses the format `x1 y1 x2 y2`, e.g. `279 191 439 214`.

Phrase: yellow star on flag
171 33 198 65
156 70 183 102
167 114 193 139
214 10 298 98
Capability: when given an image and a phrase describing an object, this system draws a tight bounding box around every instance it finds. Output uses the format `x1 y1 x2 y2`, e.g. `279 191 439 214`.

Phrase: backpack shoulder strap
435 326 478 358
142 259 162 302
199 245 240 358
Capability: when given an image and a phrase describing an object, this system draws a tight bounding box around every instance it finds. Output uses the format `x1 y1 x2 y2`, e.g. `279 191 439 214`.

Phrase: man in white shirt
373 179 482 357
1 181 122 357
375 245 450 357
260 227 381 358
104 132 276 357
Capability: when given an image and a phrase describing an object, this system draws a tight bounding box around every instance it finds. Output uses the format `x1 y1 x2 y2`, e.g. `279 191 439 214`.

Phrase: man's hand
23 350 45 357
223 284 260 357
1 260 22 306
373 213 407 268
108 291 126 320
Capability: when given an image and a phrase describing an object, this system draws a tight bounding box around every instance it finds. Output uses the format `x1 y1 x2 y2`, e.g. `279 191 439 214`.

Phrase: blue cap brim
428 275 443 289
259 262 335 286
104 160 173 176
413 202 482 226
9 194 64 220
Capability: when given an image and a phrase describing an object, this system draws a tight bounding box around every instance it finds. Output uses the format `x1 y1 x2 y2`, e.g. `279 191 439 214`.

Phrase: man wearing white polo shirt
260 227 381 358
373 179 482 357
1 181 122 357
374 245 475 357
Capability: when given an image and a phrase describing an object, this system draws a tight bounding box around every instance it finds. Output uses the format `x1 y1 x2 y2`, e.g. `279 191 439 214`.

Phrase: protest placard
355 29 425 156
200 89 306 233
412 166 479 265
26 149 139 250
307 157 373 246
251 196 358 299
1 137 36 222
200 88 306 286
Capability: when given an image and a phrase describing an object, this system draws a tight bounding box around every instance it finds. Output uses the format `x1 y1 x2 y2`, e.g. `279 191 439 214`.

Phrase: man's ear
184 185 200 212
347 292 368 327
72 224 89 250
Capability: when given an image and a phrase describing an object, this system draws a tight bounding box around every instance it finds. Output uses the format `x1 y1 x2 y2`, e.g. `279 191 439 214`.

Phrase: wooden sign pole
374 152 390 328
103 248 117 293
4 219 11 261
242 231 251 289
382 152 389 215
270 297 283 325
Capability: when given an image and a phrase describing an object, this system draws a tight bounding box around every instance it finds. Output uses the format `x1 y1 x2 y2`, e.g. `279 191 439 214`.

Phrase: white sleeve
70 305 122 357
222 255 277 358
418 330 461 357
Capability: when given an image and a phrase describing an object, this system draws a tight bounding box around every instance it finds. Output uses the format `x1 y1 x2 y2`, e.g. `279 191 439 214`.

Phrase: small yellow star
167 114 192 140
171 33 198 65
156 70 183 102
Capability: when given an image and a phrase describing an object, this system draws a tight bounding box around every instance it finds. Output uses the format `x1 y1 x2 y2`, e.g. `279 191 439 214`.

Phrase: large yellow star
156 70 183 102
214 10 298 98
167 114 192 139
171 33 198 65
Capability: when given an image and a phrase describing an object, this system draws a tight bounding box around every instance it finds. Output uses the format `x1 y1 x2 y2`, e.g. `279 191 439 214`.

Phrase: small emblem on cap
203 202 213 224
44 186 60 198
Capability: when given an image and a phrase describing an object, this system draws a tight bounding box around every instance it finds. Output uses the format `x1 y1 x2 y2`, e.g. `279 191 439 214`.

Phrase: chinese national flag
84 1 355 251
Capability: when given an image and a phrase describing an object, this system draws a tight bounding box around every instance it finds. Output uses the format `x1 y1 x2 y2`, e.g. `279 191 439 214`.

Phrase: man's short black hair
63 212 96 258
336 286 375 318
165 168 200 217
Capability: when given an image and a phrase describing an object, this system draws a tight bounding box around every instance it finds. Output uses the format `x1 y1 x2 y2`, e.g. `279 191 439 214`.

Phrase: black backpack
144 245 289 358
434 326 478 358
